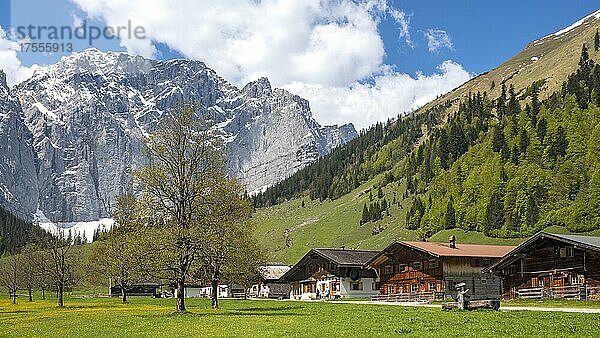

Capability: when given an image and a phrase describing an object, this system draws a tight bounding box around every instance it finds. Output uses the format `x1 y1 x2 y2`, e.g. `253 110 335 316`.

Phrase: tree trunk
12 291 16 304
41 287 45 300
176 279 186 312
28 288 32 302
121 286 127 303
211 276 219 309
57 283 64 307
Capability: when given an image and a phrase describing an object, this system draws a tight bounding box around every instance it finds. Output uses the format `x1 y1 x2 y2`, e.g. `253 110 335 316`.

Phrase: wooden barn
279 248 379 300
485 232 600 300
367 238 514 301
249 264 292 299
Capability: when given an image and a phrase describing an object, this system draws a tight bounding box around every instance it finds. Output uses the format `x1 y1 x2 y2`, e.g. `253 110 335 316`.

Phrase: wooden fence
371 291 445 302
515 285 600 300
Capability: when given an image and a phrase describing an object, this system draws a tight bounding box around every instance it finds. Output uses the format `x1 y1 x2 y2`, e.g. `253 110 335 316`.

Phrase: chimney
449 235 456 249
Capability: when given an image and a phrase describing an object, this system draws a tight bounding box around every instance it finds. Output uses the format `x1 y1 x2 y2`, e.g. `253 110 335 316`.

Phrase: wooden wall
497 238 600 297
375 249 503 299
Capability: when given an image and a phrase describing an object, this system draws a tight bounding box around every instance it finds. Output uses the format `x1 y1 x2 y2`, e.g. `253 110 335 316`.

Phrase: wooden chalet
279 248 379 299
485 232 600 300
367 237 514 301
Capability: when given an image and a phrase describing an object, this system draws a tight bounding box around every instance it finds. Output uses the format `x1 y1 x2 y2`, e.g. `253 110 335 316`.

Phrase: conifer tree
445 196 456 229
492 124 506 156
595 29 600 52
508 84 520 116
361 204 369 225
484 190 505 235
496 83 507 119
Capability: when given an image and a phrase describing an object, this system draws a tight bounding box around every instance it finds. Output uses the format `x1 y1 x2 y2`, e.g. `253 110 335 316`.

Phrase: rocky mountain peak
242 77 272 98
1 49 357 222
0 70 7 91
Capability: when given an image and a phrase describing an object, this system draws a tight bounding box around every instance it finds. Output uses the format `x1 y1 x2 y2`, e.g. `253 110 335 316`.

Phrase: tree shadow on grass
234 305 303 312
137 306 307 319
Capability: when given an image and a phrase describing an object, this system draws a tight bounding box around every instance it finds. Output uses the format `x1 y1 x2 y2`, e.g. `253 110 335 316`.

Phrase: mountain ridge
0 48 357 223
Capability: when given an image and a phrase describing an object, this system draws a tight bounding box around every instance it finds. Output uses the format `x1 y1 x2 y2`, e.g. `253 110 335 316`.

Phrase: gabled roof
486 232 600 272
279 248 378 282
367 240 515 267
312 248 379 266
259 265 291 281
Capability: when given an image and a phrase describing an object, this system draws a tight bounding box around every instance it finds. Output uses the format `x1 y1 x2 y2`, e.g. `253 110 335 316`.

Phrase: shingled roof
312 249 379 266
486 232 600 272
279 248 379 282
367 240 515 267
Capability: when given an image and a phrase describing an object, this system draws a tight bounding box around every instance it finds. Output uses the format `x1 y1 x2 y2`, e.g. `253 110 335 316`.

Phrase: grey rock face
6 48 356 222
0 71 39 220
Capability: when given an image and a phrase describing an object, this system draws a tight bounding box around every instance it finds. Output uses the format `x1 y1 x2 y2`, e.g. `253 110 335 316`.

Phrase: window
428 283 436 291
331 282 340 292
384 265 393 275
481 278 487 285
350 281 363 291
566 246 574 257
398 264 406 272
482 259 491 267
410 284 418 293
560 246 575 258
413 261 421 270
428 259 438 269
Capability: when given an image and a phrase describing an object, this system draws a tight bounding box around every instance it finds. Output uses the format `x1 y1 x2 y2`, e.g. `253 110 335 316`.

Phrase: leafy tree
0 254 20 304
197 180 255 309
18 244 41 302
135 105 258 311
135 105 221 312
33 228 78 307
94 194 146 303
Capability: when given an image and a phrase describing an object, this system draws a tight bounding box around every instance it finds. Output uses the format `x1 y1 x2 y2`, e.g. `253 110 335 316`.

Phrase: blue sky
0 0 598 128
381 1 600 75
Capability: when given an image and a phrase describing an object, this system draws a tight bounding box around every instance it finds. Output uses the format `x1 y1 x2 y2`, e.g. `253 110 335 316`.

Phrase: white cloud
70 0 470 128
0 26 37 86
285 60 471 129
425 29 453 52
72 0 387 86
389 9 413 48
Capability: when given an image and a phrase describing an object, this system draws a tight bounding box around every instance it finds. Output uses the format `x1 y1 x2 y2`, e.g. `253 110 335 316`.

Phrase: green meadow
2 294 600 337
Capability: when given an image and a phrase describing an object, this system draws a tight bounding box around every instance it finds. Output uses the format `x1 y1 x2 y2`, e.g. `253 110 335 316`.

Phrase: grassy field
2 295 600 337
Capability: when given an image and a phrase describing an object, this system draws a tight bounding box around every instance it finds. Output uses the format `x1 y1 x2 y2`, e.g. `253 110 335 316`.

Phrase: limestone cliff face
6 49 356 222
0 71 38 220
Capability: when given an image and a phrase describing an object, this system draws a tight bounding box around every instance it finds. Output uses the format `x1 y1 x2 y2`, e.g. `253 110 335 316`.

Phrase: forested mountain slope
253 12 600 263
